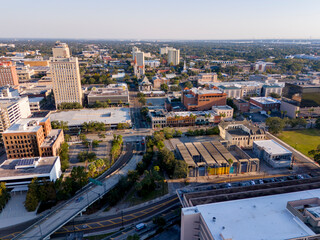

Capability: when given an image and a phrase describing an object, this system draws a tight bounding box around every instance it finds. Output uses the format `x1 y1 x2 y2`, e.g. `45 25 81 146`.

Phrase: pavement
11 154 142 240
0 192 37 229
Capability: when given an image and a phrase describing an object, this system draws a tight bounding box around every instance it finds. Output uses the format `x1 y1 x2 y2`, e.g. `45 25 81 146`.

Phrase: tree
0 182 10 212
59 142 70 171
266 117 285 134
51 121 69 131
64 134 71 142
95 158 105 172
160 83 169 92
269 92 281 98
184 81 193 89
138 96 147 105
173 160 188 178
25 178 39 211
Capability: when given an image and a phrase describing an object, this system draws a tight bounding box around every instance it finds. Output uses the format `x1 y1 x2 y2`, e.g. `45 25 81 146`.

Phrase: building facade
87 84 129 105
0 61 19 86
168 48 180 66
219 120 266 148
250 97 281 112
52 41 70 58
253 140 292 168
50 57 82 108
182 87 227 111
3 117 64 159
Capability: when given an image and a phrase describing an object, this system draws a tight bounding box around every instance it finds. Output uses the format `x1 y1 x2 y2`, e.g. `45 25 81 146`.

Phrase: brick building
0 61 19 86
250 97 281 112
3 117 64 159
182 87 227 111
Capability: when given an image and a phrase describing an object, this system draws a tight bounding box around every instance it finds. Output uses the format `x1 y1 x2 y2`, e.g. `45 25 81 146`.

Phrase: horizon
1 0 320 39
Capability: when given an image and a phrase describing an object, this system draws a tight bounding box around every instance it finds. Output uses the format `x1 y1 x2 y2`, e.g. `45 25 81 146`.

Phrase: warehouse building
175 141 259 177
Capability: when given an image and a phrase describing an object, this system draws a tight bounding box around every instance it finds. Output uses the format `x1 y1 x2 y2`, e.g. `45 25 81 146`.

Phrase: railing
13 148 133 240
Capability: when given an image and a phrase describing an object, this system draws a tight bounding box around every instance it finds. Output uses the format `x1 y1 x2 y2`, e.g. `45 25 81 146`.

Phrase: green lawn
278 129 320 157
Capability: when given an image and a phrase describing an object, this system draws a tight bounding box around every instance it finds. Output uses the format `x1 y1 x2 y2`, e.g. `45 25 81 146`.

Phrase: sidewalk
0 192 37 229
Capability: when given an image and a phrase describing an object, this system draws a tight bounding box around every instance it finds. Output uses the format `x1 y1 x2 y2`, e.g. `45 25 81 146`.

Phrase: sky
1 0 320 40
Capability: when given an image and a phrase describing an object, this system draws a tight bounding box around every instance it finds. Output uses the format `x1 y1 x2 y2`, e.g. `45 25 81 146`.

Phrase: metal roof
193 142 217 165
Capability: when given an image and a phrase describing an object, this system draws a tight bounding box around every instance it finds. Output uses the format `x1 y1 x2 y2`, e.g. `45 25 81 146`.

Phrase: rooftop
212 105 233 110
0 156 59 180
49 108 131 126
41 129 62 148
250 97 281 104
254 139 292 155
183 189 320 240
4 117 48 133
28 97 44 103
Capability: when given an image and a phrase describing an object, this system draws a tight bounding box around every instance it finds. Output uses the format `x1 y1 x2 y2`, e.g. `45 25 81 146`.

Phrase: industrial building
175 141 259 177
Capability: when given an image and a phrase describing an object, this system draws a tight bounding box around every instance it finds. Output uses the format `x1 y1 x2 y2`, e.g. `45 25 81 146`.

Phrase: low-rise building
212 105 234 121
217 85 242 98
182 87 227 111
250 97 281 111
28 97 44 112
252 61 276 72
149 109 167 128
87 84 129 106
0 156 61 189
197 73 218 84
219 120 266 148
152 76 169 90
145 60 160 68
261 84 283 97
233 98 250 113
253 140 292 168
181 189 320 240
16 65 35 81
3 117 64 159
138 76 152 91
49 108 131 129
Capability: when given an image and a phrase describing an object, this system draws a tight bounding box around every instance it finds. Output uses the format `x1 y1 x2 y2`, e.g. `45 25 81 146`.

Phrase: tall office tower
50 42 82 109
52 41 70 58
0 61 19 86
168 48 180 66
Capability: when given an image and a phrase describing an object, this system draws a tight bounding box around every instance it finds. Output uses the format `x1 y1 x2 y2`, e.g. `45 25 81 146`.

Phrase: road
11 152 142 240
0 195 179 240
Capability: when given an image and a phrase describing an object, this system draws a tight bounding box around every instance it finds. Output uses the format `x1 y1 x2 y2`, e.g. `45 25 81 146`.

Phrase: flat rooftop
49 108 131 126
251 97 281 104
0 156 58 180
41 129 62 147
4 117 48 133
254 139 292 155
183 189 320 240
28 97 44 103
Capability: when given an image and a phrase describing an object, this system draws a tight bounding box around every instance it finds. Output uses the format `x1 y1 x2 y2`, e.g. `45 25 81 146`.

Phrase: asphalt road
51 195 179 238
10 147 139 240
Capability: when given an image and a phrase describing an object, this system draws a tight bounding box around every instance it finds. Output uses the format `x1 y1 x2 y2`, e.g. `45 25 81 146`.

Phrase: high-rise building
133 51 145 78
50 42 82 109
52 41 70 58
0 61 19 87
168 48 180 66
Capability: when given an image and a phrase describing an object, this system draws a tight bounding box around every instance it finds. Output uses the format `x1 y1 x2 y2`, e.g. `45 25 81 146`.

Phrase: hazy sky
1 0 320 40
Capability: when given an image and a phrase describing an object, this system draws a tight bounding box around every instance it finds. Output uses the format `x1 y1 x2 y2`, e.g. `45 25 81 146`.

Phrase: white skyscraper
168 48 180 66
50 43 82 109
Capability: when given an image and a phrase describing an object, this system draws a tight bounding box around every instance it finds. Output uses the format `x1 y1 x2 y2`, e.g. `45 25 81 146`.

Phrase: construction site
169 139 260 177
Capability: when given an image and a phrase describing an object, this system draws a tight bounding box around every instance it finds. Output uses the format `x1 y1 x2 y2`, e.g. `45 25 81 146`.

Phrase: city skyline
1 0 320 40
